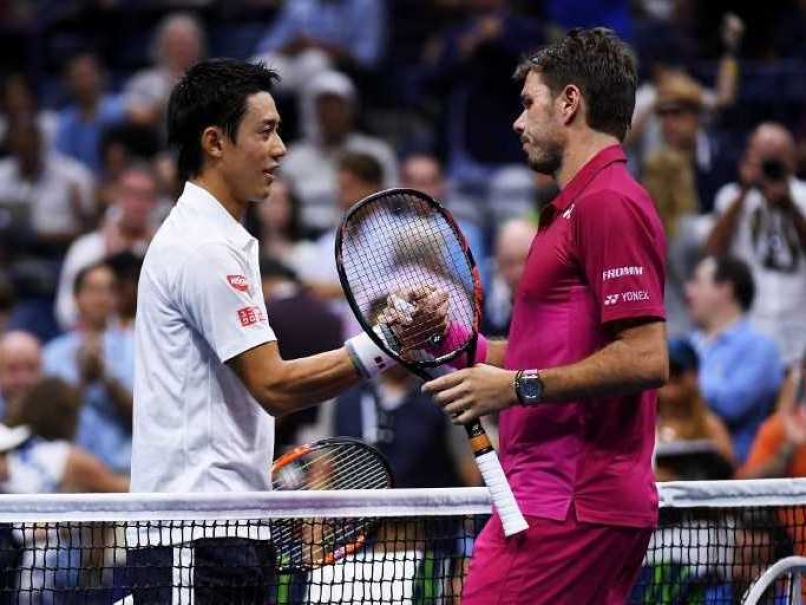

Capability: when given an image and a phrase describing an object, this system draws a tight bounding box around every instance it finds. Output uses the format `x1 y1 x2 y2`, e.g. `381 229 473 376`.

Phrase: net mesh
0 481 805 604
337 190 477 364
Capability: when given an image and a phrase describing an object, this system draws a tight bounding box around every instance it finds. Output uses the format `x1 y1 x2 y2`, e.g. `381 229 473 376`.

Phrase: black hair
514 28 637 142
712 256 756 312
167 58 280 181
337 151 384 187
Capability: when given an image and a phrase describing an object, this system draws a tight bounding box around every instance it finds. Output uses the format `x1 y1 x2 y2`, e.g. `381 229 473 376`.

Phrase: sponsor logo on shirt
227 274 250 293
603 290 650 307
237 306 265 327
562 203 576 219
602 266 644 281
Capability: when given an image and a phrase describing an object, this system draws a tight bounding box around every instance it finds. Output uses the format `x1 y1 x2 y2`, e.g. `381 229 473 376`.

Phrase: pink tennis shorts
462 505 652 605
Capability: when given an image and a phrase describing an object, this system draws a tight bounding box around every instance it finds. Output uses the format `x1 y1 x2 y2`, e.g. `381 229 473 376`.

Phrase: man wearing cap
280 70 398 234
652 71 738 213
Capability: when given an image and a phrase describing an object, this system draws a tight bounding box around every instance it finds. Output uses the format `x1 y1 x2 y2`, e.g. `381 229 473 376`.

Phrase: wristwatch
515 369 544 406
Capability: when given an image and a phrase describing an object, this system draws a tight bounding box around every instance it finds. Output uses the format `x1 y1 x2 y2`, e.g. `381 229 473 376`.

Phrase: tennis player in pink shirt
423 28 668 604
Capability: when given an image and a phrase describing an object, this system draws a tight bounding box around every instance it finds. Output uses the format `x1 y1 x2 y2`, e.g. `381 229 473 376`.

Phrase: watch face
519 373 543 403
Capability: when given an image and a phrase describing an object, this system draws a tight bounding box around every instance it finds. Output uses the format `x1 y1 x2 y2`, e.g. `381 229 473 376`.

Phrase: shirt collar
549 144 627 213
178 181 255 250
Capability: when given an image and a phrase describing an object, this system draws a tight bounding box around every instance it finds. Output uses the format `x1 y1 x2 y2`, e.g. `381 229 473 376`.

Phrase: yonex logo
227 275 250 293
604 294 620 306
621 290 650 302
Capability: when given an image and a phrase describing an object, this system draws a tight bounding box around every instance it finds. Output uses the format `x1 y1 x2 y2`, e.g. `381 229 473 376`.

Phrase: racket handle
475 450 529 537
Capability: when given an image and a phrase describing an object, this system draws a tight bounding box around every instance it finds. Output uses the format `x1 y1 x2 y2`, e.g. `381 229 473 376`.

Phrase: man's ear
559 84 582 127
200 126 225 162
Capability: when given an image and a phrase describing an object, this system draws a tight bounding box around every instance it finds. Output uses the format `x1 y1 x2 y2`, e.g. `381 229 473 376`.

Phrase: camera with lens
760 158 788 182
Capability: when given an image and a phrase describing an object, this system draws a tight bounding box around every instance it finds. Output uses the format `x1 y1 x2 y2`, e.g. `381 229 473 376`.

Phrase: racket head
270 438 394 571
336 188 484 373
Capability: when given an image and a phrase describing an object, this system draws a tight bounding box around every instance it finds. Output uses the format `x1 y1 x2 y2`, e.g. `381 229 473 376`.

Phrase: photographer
707 122 806 367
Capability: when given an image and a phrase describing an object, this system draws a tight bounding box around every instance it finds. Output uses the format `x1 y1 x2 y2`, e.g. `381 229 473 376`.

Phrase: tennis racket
270 437 394 570
335 187 529 537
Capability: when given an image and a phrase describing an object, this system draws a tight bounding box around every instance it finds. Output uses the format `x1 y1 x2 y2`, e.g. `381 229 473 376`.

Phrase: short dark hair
73 261 112 297
514 28 637 142
337 152 384 187
167 59 279 181
712 256 756 312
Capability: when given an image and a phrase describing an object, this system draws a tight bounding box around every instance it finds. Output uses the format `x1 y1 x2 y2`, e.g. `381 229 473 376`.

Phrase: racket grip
475 450 529 537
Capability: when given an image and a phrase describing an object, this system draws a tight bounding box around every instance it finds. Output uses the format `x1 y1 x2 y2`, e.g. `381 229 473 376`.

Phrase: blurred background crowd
0 0 804 497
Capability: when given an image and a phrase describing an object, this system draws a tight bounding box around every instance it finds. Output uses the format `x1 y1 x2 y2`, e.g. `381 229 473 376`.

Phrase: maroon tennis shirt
500 144 666 528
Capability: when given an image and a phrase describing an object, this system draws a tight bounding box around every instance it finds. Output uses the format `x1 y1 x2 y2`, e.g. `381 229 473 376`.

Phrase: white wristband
345 330 397 379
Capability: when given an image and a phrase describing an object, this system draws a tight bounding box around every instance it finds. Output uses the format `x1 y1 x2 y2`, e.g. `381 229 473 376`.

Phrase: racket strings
340 191 478 365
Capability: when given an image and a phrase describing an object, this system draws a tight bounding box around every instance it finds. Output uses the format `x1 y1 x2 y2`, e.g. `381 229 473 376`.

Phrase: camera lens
761 158 787 181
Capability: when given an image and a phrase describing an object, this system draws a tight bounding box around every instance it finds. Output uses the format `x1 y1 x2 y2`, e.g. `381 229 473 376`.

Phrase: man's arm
706 188 748 256
227 341 362 418
423 319 667 424
483 339 507 367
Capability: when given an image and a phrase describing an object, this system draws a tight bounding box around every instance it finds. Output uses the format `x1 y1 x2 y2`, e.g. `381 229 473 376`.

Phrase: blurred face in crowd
685 258 730 328
217 92 286 204
742 123 797 203
316 93 353 145
495 219 536 294
76 266 117 330
67 54 103 108
337 169 380 211
657 364 697 412
401 155 445 201
115 168 158 234
513 72 565 176
2 75 37 117
658 105 700 151
8 121 42 175
258 178 293 234
160 17 203 74
0 332 42 404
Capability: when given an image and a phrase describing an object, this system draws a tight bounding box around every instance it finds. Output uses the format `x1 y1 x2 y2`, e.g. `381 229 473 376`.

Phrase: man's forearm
484 339 507 367
706 191 746 255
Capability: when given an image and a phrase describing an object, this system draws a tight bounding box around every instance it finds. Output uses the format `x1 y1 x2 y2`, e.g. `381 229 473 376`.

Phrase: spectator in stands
106 251 143 333
124 13 206 129
298 151 385 306
737 350 806 480
650 71 738 213
483 218 536 338
334 365 474 487
642 148 701 335
415 1 543 184
281 70 397 233
0 74 58 154
706 122 806 367
686 256 785 463
0 276 14 335
252 0 386 92
260 256 343 451
54 52 129 176
251 176 318 278
0 331 41 421
0 119 95 248
655 337 734 481
399 152 486 270
43 263 133 474
55 163 157 329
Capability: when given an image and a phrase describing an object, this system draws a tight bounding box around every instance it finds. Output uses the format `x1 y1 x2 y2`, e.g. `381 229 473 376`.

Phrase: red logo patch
227 275 250 293
237 306 264 327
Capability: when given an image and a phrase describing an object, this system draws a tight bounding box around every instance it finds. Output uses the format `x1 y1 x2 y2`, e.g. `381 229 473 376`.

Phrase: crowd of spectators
0 0 805 502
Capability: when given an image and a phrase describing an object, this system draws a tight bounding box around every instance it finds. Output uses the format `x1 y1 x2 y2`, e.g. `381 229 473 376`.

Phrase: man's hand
380 286 449 356
422 365 518 424
78 336 105 384
760 177 795 211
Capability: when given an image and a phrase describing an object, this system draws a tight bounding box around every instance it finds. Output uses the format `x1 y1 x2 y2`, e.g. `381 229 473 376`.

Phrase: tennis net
0 480 804 603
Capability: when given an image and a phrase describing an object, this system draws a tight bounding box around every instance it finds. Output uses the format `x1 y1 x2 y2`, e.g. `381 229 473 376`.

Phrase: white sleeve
178 242 276 363
30 440 72 488
713 182 741 216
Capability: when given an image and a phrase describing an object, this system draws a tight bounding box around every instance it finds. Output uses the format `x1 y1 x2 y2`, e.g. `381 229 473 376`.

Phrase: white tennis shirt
131 181 277 494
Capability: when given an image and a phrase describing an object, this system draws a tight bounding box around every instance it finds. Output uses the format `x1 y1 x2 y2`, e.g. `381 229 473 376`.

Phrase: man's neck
191 175 247 222
555 132 620 189
703 307 744 339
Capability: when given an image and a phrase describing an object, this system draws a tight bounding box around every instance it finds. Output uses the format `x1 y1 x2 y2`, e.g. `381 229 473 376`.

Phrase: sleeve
178 242 276 363
574 192 666 325
31 440 72 489
713 182 741 216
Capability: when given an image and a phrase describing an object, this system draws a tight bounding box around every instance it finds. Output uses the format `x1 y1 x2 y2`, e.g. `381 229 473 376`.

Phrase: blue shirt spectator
686 255 786 463
255 0 385 69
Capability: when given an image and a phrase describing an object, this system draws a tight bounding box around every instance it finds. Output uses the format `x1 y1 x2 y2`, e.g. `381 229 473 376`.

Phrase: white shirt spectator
0 439 70 494
714 180 806 365
0 152 94 237
131 182 276 495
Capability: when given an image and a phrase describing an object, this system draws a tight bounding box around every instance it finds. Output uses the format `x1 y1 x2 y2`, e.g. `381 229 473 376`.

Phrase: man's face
513 72 564 175
316 94 352 144
401 156 444 200
496 226 534 293
75 266 117 328
220 92 286 204
68 55 102 105
116 170 158 232
164 22 201 73
337 170 378 211
658 106 699 151
685 259 727 327
0 339 41 403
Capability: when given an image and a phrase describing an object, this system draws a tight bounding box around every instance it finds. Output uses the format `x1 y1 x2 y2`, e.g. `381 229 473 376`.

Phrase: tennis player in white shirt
128 58 444 604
